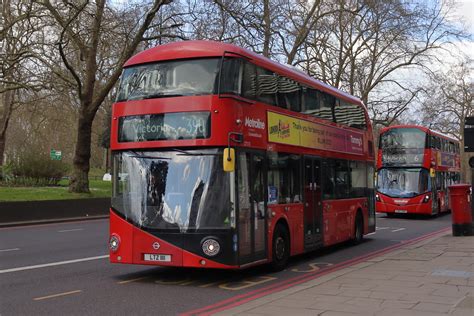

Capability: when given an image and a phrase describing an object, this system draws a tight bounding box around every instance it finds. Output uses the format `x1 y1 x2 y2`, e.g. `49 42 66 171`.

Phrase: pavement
215 232 474 316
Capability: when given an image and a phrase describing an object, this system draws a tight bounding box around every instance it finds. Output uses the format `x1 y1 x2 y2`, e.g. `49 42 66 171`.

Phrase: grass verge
0 180 111 202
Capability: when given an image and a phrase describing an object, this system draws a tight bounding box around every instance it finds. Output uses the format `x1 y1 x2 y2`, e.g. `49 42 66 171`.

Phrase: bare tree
301 0 466 128
211 0 285 57
421 60 473 181
1 0 46 166
36 0 173 193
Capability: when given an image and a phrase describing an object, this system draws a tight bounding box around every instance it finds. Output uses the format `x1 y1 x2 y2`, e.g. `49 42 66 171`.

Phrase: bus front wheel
271 224 290 271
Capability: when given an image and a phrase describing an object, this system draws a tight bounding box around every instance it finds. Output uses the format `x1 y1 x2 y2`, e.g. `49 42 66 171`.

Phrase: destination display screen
119 111 210 142
382 149 425 166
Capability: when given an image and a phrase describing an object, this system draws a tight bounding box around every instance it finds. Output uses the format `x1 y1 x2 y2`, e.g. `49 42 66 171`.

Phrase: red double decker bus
109 41 375 270
376 125 461 216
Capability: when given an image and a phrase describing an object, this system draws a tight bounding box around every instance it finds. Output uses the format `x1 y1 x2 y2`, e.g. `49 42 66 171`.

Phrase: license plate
144 254 171 262
395 210 407 214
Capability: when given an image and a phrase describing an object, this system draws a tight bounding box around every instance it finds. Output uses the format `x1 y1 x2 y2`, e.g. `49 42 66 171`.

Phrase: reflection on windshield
116 58 219 101
377 168 430 198
112 149 231 231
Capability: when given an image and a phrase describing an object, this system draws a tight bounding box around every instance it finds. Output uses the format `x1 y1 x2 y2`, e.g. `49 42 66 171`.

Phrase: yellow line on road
118 276 150 284
34 290 82 301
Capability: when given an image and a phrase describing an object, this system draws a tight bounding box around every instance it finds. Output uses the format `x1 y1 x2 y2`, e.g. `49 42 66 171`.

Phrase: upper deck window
220 58 367 130
117 58 220 102
380 128 427 150
334 100 367 129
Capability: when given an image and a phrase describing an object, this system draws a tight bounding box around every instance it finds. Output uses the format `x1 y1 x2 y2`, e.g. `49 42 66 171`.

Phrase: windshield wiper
170 148 219 156
142 93 184 99
129 151 171 160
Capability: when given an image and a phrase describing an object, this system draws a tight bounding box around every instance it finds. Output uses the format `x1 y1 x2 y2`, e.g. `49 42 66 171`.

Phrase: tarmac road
0 213 452 315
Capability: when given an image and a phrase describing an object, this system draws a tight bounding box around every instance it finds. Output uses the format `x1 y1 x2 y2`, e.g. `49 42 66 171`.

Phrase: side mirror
223 148 235 172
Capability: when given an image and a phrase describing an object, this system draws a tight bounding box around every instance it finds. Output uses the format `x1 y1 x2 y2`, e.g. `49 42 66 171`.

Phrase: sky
449 0 474 60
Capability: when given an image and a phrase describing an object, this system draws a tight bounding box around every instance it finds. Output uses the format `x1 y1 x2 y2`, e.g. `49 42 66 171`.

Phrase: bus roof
124 40 363 107
380 125 459 142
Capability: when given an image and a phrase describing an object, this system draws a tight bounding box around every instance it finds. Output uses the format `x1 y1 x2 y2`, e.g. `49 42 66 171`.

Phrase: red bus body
376 125 461 216
109 41 376 269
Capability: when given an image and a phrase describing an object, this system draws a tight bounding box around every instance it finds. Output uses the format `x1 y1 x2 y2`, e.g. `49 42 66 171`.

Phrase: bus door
237 152 267 265
304 157 323 249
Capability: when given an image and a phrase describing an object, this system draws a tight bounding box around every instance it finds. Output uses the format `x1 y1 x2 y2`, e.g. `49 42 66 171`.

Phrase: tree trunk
0 89 14 167
0 136 6 167
69 108 94 193
262 0 271 58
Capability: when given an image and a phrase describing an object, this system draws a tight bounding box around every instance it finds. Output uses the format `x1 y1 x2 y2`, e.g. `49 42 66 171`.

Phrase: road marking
118 277 150 284
199 281 223 288
58 228 84 233
391 228 406 233
0 248 20 252
0 255 109 274
376 226 390 230
34 290 82 301
366 232 376 236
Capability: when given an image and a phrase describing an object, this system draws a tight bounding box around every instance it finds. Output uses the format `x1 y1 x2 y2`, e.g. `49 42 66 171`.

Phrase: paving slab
214 234 474 316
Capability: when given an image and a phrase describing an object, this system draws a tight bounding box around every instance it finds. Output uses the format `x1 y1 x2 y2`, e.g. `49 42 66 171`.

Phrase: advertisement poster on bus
267 112 363 155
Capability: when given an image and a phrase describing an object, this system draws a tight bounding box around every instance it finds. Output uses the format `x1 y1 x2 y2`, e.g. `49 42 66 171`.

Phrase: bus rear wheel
353 213 363 244
432 200 440 217
271 224 290 271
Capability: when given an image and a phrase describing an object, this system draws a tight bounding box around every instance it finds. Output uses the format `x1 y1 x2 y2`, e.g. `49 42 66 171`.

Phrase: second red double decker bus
376 125 461 217
109 40 376 270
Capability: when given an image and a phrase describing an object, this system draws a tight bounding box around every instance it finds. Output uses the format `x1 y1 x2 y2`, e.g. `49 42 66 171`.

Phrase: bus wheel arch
271 220 290 271
353 209 364 244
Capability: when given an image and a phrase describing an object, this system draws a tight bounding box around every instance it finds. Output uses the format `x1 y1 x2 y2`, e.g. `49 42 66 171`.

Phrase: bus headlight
109 234 120 252
423 195 430 203
202 238 220 257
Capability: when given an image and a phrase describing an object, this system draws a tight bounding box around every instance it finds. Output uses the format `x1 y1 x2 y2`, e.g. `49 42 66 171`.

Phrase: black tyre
353 213 363 244
432 200 440 217
271 224 290 271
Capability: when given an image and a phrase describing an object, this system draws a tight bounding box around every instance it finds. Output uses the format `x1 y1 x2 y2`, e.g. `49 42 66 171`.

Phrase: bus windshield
112 149 231 232
380 128 427 150
377 168 431 198
117 58 220 101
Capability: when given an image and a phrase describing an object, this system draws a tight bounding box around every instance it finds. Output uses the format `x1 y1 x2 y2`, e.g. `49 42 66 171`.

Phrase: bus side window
277 76 301 112
256 66 277 106
220 58 242 95
334 100 367 129
242 61 256 99
267 153 302 204
319 91 336 123
322 160 336 200
335 160 350 199
302 87 319 115
350 161 367 198
302 89 333 122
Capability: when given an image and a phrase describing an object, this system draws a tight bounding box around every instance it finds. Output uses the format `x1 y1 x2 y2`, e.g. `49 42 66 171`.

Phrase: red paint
268 204 305 256
376 194 433 215
322 198 366 246
449 184 472 225
109 211 235 269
